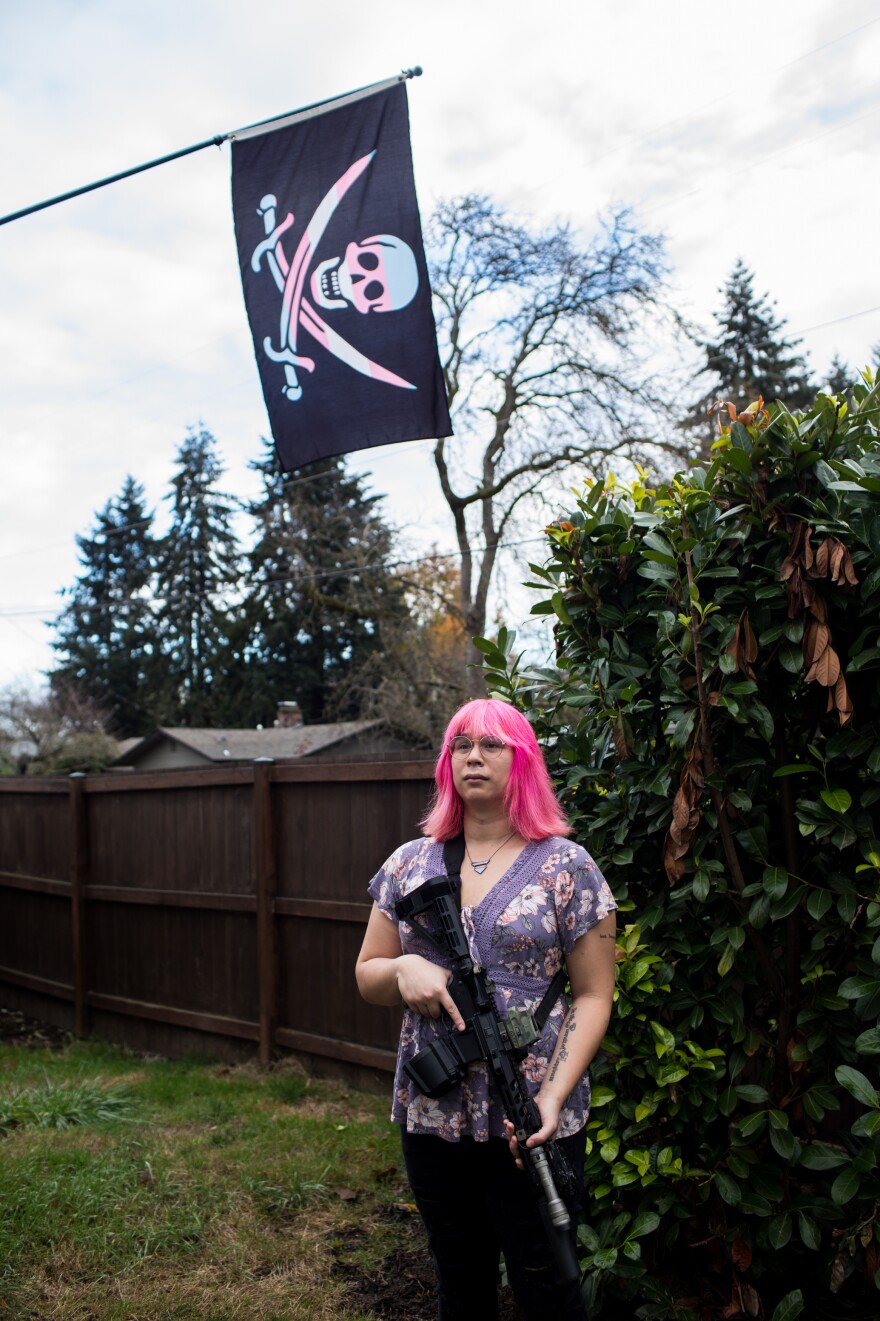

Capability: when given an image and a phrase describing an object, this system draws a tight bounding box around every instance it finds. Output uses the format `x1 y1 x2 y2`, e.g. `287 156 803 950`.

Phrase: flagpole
0 67 423 229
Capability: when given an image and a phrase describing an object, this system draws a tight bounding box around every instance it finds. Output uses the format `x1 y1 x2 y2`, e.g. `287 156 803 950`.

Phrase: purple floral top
368 835 616 1142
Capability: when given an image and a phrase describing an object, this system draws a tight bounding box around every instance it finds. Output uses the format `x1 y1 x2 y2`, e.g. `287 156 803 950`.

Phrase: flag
231 82 451 471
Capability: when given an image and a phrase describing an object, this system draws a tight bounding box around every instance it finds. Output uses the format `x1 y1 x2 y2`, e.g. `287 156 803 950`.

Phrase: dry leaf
803 619 830 664
663 744 704 881
611 716 630 760
830 1251 847 1293
337 1187 359 1201
864 1240 880 1285
806 645 841 687
673 788 691 831
742 1283 761 1317
742 611 758 664
834 673 854 726
731 1235 753 1272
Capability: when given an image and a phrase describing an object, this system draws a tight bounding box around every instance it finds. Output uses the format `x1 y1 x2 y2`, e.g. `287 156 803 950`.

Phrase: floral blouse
368 835 616 1142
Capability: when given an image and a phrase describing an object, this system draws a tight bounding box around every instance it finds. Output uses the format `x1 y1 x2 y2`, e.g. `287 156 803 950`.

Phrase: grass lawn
0 1014 441 1320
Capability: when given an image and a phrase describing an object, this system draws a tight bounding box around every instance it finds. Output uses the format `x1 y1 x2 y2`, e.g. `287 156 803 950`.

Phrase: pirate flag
231 82 451 471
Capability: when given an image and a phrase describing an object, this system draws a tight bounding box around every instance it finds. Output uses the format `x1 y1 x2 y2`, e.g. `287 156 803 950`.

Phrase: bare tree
330 549 469 746
428 195 686 686
0 683 118 775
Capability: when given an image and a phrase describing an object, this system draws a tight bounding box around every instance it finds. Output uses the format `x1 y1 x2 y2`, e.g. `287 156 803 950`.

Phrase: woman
355 699 616 1321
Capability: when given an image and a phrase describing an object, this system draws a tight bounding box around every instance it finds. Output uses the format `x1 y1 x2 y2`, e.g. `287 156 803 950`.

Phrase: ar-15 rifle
395 845 580 1286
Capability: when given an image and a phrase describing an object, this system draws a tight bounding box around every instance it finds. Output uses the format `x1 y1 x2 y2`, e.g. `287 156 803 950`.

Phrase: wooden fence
0 759 436 1086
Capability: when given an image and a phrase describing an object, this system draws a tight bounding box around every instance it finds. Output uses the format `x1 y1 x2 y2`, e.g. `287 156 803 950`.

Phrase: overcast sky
2 0 879 688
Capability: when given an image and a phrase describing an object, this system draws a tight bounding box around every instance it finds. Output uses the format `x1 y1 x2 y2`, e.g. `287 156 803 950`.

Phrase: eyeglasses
448 736 508 758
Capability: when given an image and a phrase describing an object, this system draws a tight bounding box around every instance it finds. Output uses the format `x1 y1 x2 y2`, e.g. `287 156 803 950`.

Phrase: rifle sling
442 833 567 1031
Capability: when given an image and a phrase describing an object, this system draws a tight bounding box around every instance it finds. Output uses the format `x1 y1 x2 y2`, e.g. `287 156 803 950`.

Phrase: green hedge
479 378 880 1319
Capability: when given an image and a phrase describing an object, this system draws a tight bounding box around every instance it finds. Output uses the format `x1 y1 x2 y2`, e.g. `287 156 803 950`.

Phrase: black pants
400 1126 589 1321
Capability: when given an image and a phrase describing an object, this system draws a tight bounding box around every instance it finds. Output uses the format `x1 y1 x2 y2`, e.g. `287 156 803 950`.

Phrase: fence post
253 758 277 1066
69 772 88 1037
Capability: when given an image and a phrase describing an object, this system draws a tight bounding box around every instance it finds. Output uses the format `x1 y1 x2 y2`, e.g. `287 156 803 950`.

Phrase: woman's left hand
502 1093 562 1170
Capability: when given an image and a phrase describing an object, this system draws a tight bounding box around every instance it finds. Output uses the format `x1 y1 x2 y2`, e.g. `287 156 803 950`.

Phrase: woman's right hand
396 955 466 1031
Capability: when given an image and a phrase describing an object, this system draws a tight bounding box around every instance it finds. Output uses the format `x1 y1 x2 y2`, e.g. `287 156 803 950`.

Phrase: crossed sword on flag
251 152 416 403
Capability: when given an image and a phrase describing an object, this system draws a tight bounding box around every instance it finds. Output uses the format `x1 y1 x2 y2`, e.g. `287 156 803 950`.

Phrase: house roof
115 736 144 759
115 721 382 766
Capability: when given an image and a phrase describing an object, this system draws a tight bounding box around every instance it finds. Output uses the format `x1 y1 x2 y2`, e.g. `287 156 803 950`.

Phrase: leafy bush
480 379 880 1318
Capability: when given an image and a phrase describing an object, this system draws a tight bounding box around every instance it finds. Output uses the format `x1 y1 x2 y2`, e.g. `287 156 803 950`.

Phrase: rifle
395 847 581 1286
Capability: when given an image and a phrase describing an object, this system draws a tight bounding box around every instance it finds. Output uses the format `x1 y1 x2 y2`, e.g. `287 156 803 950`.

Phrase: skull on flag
311 236 419 314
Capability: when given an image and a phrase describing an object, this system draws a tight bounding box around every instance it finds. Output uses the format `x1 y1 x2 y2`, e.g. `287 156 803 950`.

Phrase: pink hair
422 699 571 842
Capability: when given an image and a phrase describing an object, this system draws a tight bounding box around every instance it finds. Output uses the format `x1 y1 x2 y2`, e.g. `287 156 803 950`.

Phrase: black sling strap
442 833 567 1031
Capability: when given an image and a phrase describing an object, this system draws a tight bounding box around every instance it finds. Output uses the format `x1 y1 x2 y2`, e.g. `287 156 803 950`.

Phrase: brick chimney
275 701 304 729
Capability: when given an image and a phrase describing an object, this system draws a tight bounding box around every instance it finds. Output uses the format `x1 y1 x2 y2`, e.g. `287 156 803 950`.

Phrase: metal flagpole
0 67 423 229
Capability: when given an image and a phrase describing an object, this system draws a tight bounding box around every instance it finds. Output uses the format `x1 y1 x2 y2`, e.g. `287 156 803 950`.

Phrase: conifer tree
51 475 158 736
242 444 406 724
685 259 813 443
154 426 241 726
826 353 852 395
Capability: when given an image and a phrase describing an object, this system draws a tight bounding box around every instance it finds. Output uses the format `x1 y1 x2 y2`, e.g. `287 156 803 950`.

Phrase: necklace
465 831 515 875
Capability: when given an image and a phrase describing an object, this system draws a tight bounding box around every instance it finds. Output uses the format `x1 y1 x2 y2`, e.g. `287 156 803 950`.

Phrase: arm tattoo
547 1007 578 1083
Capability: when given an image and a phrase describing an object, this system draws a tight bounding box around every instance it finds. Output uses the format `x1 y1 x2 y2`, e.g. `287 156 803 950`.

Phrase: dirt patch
331 1204 523 1320
0 1008 71 1050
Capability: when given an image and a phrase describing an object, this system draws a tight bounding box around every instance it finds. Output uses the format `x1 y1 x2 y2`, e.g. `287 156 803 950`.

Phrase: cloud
1 0 879 683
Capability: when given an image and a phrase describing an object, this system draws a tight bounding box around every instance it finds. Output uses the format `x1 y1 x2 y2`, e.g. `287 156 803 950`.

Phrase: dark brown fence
0 760 435 1087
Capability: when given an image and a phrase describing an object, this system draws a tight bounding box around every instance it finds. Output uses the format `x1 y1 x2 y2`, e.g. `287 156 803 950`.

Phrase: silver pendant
472 861 489 874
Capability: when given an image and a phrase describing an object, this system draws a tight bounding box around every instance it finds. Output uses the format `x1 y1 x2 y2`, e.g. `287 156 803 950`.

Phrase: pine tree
826 354 852 395
51 475 158 736
154 426 241 726
686 260 813 441
242 444 406 725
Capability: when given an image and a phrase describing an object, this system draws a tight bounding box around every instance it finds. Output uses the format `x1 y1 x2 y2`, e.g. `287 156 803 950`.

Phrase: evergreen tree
243 443 407 725
51 475 158 736
154 426 241 726
826 353 852 395
686 260 813 442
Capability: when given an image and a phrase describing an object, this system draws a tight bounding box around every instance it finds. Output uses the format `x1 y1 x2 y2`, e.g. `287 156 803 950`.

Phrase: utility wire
586 14 880 168
2 285 876 572
0 442 441 564
2 25 877 572
0 535 551 621
641 100 880 224
4 282 876 570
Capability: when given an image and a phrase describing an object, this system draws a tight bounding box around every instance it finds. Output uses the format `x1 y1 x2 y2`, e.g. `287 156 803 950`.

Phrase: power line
641 100 880 225
0 441 441 564
588 14 880 169
797 305 880 336
0 535 549 622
